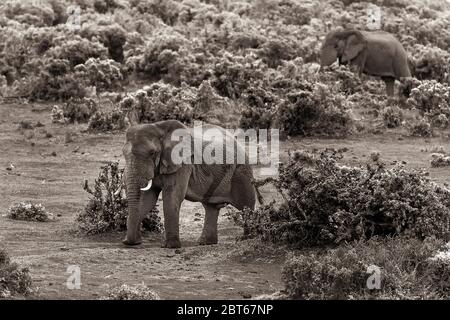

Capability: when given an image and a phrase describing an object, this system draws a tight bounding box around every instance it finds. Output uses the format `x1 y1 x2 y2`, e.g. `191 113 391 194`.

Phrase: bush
119 83 195 124
282 237 450 299
129 32 186 80
239 85 279 130
407 80 450 128
277 84 354 136
29 72 87 101
51 98 98 124
76 162 162 234
0 248 33 298
87 109 127 132
7 202 55 222
233 149 450 247
381 105 403 128
102 283 160 300
431 153 450 168
80 23 127 62
411 45 450 84
408 118 433 137
48 37 109 68
74 58 124 91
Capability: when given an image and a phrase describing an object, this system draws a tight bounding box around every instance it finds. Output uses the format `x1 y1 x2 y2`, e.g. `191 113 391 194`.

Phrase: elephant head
320 29 367 67
122 120 189 243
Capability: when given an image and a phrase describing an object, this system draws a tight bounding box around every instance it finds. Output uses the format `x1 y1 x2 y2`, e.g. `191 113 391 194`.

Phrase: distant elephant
320 29 411 96
121 120 258 248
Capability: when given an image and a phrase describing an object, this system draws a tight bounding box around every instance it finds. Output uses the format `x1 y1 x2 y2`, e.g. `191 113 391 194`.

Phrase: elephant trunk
319 46 339 67
123 165 150 243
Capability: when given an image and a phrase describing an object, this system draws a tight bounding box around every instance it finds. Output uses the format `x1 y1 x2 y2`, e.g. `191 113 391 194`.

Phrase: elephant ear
342 32 366 63
159 124 199 175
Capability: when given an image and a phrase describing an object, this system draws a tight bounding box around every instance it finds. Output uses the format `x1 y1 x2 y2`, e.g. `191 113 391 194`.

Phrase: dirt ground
1 102 449 299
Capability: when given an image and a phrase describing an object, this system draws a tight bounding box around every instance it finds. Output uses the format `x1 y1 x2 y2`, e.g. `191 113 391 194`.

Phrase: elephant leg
199 204 220 245
161 168 191 248
123 188 160 246
382 77 395 97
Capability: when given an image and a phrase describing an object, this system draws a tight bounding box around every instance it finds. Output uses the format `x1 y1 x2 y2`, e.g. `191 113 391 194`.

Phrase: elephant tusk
140 180 152 191
113 185 122 196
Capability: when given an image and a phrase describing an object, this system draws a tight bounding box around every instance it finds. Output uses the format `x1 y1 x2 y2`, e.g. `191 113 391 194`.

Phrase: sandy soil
1 102 449 299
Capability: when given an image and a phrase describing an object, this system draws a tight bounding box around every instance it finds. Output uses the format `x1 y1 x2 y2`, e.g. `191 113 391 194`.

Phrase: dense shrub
0 248 33 298
87 109 127 132
407 80 450 128
407 118 433 137
76 162 162 234
7 202 55 222
239 85 279 130
233 149 450 247
277 84 354 136
74 58 124 91
119 83 196 124
282 237 450 299
102 283 160 300
51 98 98 124
80 23 127 62
411 45 450 84
431 153 450 168
47 37 109 68
381 105 403 128
128 32 186 80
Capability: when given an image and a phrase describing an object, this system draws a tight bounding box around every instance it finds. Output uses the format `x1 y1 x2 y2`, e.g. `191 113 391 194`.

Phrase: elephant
121 120 259 248
320 29 411 96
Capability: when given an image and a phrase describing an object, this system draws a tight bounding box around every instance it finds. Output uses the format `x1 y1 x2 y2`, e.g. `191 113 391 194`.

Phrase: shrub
119 83 195 124
211 52 265 99
407 80 450 128
74 58 124 91
87 109 127 132
233 149 450 247
239 85 279 130
411 45 450 84
76 162 162 234
408 118 433 137
431 153 450 168
130 32 186 80
80 24 127 62
277 84 354 136
381 105 403 128
29 72 87 101
0 248 33 298
282 237 450 299
47 37 109 68
102 283 160 300
7 202 55 222
51 98 98 124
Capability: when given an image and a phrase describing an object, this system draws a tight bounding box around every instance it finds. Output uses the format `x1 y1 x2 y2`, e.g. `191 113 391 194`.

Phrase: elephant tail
254 184 264 205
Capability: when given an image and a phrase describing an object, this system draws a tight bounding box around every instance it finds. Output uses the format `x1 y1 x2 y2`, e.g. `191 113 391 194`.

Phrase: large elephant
320 29 411 96
121 120 258 248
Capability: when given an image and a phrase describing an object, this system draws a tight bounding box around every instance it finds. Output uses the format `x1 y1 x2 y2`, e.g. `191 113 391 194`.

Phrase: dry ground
1 102 449 299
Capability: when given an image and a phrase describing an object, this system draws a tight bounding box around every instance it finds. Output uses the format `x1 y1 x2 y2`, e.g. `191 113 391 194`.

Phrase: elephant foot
162 238 181 248
198 234 218 246
122 236 142 246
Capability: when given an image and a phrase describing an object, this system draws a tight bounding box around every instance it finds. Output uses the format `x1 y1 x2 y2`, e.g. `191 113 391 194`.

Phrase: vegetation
0 248 33 298
233 149 450 247
102 283 160 300
76 162 162 234
0 0 448 133
7 203 55 222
